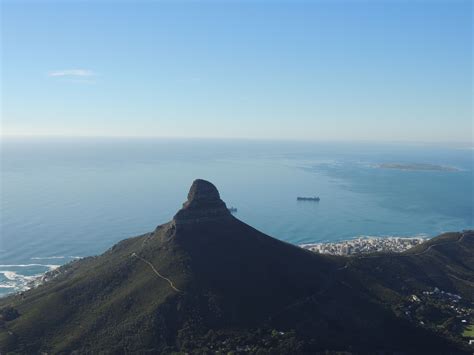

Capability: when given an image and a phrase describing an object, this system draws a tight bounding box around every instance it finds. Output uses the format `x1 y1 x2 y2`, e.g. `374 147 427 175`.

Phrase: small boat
228 207 238 213
297 196 320 201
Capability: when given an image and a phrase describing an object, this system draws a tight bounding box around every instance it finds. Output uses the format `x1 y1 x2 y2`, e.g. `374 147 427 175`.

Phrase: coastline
4 232 470 297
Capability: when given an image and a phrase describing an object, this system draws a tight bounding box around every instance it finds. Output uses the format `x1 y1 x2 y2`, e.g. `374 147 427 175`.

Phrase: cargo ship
297 196 320 201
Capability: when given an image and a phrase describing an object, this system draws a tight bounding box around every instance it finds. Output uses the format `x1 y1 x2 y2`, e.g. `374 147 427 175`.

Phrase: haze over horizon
1 0 472 143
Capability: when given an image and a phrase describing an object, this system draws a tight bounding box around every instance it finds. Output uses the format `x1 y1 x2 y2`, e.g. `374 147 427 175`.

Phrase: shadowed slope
349 231 474 302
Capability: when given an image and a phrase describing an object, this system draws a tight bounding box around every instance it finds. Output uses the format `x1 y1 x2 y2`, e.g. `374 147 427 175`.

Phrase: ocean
1 138 472 296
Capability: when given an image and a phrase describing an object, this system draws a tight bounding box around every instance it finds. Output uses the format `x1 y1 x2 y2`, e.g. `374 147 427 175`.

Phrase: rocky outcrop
172 179 232 226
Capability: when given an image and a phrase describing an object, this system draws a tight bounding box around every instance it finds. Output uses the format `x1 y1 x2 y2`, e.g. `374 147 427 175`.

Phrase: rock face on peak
173 179 231 225
186 179 221 203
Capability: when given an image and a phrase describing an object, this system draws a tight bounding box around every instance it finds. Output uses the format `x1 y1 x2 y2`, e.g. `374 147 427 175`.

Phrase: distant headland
378 163 460 172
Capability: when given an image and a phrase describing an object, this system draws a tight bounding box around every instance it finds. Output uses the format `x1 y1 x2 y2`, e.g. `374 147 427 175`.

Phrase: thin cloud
48 69 95 77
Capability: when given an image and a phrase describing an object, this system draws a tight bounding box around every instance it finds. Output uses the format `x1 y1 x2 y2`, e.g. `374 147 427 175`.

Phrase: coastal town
301 236 426 255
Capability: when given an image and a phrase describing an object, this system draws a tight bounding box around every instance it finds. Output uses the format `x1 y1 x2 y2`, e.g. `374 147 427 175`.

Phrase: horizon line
0 133 472 147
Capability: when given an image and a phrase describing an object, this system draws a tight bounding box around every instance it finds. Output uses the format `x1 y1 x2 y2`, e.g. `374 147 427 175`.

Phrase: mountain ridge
0 180 472 353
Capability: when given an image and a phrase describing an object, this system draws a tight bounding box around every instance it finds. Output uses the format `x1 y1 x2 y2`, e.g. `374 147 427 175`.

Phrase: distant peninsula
378 163 460 172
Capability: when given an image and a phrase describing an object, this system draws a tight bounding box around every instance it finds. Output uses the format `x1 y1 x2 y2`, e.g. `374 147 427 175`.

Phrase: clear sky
1 0 472 142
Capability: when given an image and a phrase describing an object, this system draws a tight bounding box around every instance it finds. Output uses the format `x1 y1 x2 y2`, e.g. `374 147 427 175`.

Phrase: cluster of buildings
301 236 425 255
421 288 471 320
422 287 462 303
402 287 473 346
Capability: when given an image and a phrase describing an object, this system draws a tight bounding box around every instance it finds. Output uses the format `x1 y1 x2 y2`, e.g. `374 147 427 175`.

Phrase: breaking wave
0 264 60 294
31 256 82 260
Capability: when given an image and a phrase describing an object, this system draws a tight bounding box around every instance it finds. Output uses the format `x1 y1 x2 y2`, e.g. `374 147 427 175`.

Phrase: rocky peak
173 179 231 225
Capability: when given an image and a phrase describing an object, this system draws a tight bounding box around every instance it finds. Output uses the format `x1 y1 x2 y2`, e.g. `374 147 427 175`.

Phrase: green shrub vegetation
1 183 472 354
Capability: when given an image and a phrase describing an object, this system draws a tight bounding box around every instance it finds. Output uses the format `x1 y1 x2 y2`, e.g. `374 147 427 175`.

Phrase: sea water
1 138 472 295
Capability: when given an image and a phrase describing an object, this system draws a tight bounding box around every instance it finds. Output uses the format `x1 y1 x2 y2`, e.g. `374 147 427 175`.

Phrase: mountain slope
349 231 474 302
0 180 471 354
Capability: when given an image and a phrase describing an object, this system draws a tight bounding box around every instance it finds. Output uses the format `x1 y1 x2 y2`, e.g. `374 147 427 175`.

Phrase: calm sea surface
1 138 473 295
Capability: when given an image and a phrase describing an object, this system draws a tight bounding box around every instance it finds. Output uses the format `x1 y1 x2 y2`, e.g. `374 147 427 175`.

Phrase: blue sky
1 0 472 142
